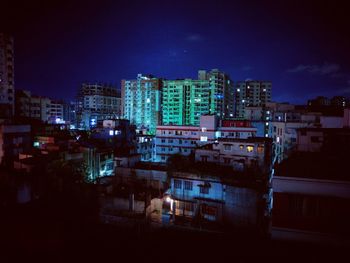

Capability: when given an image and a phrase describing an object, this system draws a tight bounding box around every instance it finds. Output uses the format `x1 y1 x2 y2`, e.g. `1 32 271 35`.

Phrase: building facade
15 89 66 124
195 137 272 172
198 69 233 118
0 124 31 167
76 83 121 129
155 115 257 163
122 74 162 134
162 78 210 126
0 33 14 119
234 80 272 118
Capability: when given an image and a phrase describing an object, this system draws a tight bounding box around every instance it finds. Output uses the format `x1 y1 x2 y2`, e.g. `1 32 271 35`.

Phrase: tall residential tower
0 33 14 119
198 69 233 118
234 80 272 118
162 79 210 126
122 74 162 134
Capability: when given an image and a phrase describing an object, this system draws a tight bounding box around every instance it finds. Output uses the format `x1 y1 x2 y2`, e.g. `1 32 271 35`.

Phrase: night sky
1 0 350 104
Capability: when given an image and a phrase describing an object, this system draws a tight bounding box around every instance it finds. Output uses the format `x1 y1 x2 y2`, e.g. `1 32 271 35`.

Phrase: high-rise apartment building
0 33 14 119
198 69 233 118
121 74 162 134
234 80 272 118
162 79 210 126
162 69 233 126
76 83 121 129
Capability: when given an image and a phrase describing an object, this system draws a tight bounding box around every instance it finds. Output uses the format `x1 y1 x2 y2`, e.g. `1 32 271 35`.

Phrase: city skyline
1 0 350 104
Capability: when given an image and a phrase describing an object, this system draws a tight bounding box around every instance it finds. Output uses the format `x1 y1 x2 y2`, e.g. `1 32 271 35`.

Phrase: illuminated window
201 127 207 132
200 136 208 142
247 145 254 152
239 145 244 150
109 130 114 136
174 179 182 189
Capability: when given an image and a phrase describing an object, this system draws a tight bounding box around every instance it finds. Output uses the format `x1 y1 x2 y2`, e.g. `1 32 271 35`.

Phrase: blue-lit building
122 74 162 135
164 171 271 231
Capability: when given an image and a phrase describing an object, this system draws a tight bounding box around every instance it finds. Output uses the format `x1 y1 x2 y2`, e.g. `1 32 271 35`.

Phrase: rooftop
275 152 350 181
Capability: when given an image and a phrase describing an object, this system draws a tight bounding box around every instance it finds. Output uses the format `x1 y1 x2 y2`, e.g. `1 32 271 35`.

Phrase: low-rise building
0 124 31 167
155 115 257 163
195 137 272 173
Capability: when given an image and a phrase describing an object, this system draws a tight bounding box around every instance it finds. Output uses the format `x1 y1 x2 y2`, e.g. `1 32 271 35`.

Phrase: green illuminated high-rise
162 79 210 126
162 69 233 126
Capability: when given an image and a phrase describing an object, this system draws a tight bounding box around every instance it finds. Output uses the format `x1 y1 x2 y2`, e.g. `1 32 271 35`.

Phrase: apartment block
155 115 257 162
162 79 210 126
122 74 162 134
0 33 14 119
198 69 233 118
77 83 121 129
234 80 272 118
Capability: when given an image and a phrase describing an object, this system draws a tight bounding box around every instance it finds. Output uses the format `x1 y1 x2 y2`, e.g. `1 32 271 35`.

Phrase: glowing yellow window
247 145 254 152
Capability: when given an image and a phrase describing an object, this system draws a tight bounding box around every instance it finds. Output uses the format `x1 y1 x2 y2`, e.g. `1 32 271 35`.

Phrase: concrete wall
171 177 224 202
344 108 350 128
224 186 258 226
320 116 343 128
273 176 350 199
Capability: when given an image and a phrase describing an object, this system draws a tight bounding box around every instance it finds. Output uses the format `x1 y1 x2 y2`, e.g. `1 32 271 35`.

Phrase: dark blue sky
2 0 350 104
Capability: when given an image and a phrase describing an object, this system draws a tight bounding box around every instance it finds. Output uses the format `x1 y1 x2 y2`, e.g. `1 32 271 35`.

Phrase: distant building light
146 98 150 103
265 134 268 137
109 130 114 136
114 130 121 135
237 88 240 92
33 142 39 147
265 122 269 126
242 99 245 103
200 136 208 142
263 88 266 92
276 136 280 143
201 127 207 132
